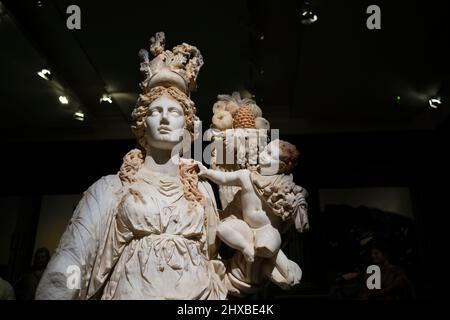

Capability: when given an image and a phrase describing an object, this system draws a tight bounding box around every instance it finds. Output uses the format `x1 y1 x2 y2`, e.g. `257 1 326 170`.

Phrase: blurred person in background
14 248 50 300
360 243 415 300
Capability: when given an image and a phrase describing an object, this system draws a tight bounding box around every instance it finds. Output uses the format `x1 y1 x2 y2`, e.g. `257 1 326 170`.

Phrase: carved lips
158 125 172 134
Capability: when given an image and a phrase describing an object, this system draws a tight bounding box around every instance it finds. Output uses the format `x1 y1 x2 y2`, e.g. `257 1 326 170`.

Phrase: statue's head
259 139 299 175
131 32 203 152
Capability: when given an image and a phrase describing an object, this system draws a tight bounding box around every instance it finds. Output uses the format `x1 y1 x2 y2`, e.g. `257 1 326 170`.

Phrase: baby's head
259 139 299 175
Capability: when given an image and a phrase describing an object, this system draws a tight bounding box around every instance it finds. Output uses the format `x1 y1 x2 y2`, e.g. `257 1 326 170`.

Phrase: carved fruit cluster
211 92 269 131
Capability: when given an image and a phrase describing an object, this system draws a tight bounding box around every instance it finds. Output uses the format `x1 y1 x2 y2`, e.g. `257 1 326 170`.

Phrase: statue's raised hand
196 162 210 179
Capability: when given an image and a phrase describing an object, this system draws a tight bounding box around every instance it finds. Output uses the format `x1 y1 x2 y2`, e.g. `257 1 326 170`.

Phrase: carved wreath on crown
139 32 204 92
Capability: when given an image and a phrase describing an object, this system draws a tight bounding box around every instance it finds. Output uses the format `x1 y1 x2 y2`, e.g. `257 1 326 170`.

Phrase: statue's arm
198 163 248 187
35 175 121 300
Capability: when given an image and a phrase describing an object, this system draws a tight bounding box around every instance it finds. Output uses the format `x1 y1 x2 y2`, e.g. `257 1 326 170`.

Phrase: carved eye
169 108 182 116
149 108 161 116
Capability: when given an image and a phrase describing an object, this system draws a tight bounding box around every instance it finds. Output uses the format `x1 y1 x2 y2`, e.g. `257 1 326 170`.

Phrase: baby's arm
198 166 247 186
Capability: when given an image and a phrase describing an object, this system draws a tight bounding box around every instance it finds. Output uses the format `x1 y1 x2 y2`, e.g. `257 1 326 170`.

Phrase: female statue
36 33 226 300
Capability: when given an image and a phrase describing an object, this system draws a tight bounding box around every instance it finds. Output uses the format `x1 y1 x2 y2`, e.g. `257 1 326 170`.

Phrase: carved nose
160 112 170 124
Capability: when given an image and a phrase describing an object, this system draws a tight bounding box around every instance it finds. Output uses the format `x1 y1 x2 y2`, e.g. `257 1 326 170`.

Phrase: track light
74 110 85 121
58 95 69 104
429 97 441 109
37 68 51 80
100 93 112 104
300 2 318 25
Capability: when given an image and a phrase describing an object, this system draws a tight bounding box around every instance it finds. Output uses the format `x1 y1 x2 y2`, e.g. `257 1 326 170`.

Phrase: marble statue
206 92 309 296
35 32 309 300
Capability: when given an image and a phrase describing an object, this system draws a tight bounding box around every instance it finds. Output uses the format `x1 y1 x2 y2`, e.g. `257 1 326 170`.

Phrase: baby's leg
254 224 282 258
217 219 255 262
266 265 291 290
262 250 302 289
272 249 290 279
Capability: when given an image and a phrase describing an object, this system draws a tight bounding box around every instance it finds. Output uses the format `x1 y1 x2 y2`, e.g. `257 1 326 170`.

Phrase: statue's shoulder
97 174 122 188
85 174 122 199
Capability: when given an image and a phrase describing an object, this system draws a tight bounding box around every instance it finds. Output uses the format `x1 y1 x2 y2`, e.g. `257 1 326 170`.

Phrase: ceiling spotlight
58 95 69 104
100 93 113 104
300 2 318 25
429 97 441 109
74 110 85 121
37 68 51 80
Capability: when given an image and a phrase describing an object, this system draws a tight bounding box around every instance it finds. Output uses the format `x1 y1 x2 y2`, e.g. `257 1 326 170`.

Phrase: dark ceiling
1 0 449 142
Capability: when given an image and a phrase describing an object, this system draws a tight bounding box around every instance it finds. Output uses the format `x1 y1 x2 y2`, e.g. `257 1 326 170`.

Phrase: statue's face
145 95 185 150
259 141 281 175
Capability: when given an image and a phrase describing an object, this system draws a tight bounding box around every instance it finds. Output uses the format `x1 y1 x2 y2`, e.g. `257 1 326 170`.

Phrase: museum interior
0 0 448 300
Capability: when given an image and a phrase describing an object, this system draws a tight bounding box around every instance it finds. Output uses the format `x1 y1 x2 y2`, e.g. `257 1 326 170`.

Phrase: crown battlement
138 32 204 95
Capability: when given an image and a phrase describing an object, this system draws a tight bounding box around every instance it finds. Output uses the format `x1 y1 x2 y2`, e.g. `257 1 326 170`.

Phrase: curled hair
118 148 204 208
277 140 300 174
118 148 145 184
179 160 206 206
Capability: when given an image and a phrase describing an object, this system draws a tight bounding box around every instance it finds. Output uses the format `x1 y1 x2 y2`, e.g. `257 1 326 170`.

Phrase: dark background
0 0 448 299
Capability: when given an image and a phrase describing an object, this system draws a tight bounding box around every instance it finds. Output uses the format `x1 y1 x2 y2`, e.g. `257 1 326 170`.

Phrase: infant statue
198 139 309 263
